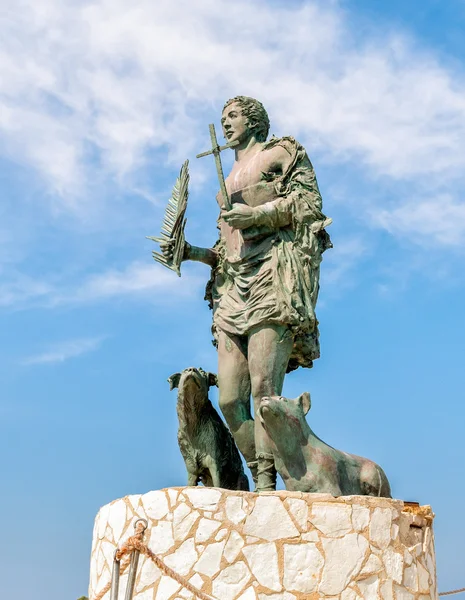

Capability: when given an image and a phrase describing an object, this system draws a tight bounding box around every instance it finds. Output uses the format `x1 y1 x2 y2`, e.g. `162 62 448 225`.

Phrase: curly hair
222 96 270 142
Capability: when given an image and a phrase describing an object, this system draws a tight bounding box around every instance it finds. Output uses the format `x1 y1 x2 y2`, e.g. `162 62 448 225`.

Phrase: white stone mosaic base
88 488 437 600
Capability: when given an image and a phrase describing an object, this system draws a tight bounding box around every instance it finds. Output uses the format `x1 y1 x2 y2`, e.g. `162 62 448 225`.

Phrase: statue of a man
162 96 331 491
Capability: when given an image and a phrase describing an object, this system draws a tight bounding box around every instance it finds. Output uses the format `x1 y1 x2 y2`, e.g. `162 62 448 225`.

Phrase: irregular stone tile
383 548 404 584
194 540 227 577
167 489 179 507
391 523 399 540
237 587 257 600
127 494 141 511
394 584 414 600
109 500 128 543
90 561 98 593
380 580 394 600
283 543 323 593
184 488 221 511
243 543 281 592
320 533 368 595
143 490 169 520
342 586 362 600
403 564 419 592
156 575 181 599
246 536 261 543
164 538 198 576
195 517 221 543
404 549 413 566
301 531 319 542
357 574 379 600
97 548 105 576
215 528 228 542
212 561 251 600
359 554 382 576
214 511 224 521
369 508 392 549
189 573 205 589
284 498 308 531
224 530 245 563
258 593 296 600
135 589 154 600
101 540 116 572
418 563 431 592
179 589 193 599
136 556 161 591
426 551 435 577
98 504 110 539
352 506 370 532
92 518 99 550
310 503 352 537
174 510 200 542
244 497 299 541
148 521 175 554
226 496 247 524
173 503 190 524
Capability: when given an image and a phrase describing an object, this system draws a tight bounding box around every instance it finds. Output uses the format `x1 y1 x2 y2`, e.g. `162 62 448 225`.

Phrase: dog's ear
297 391 311 415
207 372 218 388
168 373 181 391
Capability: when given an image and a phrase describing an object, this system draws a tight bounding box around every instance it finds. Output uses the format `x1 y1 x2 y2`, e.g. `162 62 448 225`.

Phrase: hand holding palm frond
147 160 189 277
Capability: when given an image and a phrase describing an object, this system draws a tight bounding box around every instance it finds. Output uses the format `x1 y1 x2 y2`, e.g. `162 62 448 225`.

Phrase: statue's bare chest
226 148 276 193
218 148 280 209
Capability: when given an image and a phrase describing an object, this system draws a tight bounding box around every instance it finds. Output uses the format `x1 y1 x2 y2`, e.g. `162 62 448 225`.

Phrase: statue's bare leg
217 329 255 467
248 324 294 491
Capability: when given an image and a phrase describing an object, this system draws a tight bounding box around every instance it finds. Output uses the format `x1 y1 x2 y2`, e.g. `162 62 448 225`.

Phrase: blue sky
1 0 465 598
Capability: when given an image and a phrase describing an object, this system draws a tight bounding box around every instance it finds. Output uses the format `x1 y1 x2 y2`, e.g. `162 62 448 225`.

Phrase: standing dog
259 393 391 497
169 367 249 491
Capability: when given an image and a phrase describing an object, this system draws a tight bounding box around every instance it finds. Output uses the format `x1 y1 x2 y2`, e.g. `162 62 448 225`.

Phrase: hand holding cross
196 124 239 211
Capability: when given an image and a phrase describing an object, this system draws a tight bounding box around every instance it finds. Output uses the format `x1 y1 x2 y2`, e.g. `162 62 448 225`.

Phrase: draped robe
205 136 332 372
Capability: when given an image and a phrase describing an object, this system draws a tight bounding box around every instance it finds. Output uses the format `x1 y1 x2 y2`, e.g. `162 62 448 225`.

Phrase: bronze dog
169 367 249 491
259 393 391 497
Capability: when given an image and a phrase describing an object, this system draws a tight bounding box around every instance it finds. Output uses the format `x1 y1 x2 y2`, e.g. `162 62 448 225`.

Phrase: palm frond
147 160 189 277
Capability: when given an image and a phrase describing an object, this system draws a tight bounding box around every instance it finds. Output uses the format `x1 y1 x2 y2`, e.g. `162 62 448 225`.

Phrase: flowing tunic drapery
205 136 332 372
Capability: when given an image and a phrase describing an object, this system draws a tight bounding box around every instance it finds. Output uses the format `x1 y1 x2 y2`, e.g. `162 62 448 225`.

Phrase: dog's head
168 367 218 398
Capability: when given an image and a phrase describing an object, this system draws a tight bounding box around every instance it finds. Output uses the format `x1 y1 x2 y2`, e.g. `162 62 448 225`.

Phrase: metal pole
110 552 121 600
123 550 140 600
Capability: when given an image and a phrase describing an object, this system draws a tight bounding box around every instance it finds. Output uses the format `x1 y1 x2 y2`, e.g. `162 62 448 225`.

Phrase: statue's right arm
184 243 218 268
159 239 218 268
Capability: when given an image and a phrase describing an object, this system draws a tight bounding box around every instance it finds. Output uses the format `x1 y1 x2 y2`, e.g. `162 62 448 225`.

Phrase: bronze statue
159 96 332 492
169 367 249 491
259 393 391 497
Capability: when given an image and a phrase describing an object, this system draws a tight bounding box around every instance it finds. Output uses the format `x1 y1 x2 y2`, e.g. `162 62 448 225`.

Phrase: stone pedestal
89 488 437 600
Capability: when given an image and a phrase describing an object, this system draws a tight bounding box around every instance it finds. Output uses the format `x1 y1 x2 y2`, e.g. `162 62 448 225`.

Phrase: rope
440 588 465 597
92 520 216 600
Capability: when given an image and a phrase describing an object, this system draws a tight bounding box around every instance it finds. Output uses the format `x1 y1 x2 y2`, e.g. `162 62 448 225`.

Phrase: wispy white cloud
0 273 54 308
1 0 465 242
21 336 106 365
68 261 200 304
0 261 203 310
371 194 465 247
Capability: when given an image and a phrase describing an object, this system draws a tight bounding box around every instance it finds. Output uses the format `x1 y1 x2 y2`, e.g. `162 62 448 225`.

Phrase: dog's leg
187 470 199 486
206 458 222 488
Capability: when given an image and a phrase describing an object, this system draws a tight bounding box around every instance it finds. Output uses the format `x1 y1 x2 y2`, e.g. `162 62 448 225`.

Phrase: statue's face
221 102 250 144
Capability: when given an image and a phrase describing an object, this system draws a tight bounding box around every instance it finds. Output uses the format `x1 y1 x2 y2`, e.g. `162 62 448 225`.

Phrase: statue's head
221 96 270 144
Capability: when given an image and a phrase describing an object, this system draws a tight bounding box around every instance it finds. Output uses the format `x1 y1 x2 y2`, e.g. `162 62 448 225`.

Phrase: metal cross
196 123 238 211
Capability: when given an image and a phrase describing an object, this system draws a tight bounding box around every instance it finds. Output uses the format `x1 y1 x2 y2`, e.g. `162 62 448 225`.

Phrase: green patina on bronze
153 96 391 496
